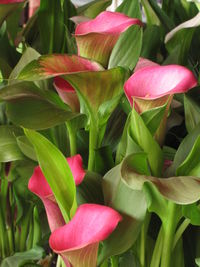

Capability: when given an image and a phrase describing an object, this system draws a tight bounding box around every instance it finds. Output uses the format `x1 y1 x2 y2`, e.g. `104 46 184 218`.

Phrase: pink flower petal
124 64 197 107
134 57 159 72
28 0 40 17
49 204 122 267
0 0 24 3
28 154 85 231
75 11 143 35
75 11 142 67
54 77 80 112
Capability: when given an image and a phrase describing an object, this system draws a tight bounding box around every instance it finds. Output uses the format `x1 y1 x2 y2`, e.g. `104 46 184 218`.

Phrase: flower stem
140 213 151 267
161 202 177 267
88 122 98 171
66 121 77 156
111 256 118 267
150 226 163 267
173 218 190 250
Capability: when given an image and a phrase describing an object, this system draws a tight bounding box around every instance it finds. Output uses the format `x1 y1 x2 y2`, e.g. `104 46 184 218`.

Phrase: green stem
88 122 98 171
19 205 33 251
66 121 77 156
56 255 61 267
111 256 118 267
140 212 151 267
173 218 190 250
161 202 177 267
100 259 109 267
150 226 163 267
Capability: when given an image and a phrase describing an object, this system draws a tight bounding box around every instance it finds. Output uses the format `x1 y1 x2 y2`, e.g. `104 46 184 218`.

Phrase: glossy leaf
62 67 127 125
116 0 141 19
25 129 77 222
184 94 200 133
129 108 164 176
100 163 147 262
0 125 24 162
9 47 40 84
16 136 37 161
167 123 200 176
122 153 200 205
1 246 44 267
0 0 24 27
182 203 200 226
38 0 76 54
0 82 78 130
141 102 168 135
108 25 143 70
77 0 112 19
176 135 200 176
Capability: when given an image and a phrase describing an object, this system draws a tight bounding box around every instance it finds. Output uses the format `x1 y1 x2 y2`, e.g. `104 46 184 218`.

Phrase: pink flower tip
124 62 198 107
49 204 122 252
28 154 85 198
75 11 143 36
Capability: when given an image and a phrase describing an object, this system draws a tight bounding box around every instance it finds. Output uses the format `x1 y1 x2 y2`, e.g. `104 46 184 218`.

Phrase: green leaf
196 258 200 266
77 0 112 18
0 125 24 162
38 0 76 53
129 108 164 176
62 67 127 127
119 251 140 267
108 25 143 70
99 163 147 263
147 0 174 30
0 1 24 27
76 171 104 205
122 153 200 205
24 129 77 222
182 203 200 226
1 246 44 267
9 47 40 84
184 94 200 133
140 0 160 25
167 123 200 176
16 136 37 161
176 135 200 176
141 102 167 135
0 82 78 130
116 0 141 19
141 25 161 59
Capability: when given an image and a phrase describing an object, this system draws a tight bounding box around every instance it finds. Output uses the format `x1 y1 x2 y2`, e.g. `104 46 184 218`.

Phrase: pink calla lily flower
124 58 197 144
28 0 40 17
125 59 197 109
0 0 24 3
49 204 122 267
28 154 85 232
75 11 143 67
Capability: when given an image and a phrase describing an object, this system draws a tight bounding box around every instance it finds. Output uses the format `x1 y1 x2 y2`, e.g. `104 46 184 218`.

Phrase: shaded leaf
129 108 164 176
0 125 24 162
108 25 143 70
116 0 141 19
0 82 78 130
122 153 200 205
1 246 44 267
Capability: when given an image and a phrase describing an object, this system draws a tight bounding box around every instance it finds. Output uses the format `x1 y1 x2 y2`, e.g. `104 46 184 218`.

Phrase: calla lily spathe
75 11 143 67
28 154 85 232
50 204 122 267
124 58 197 110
